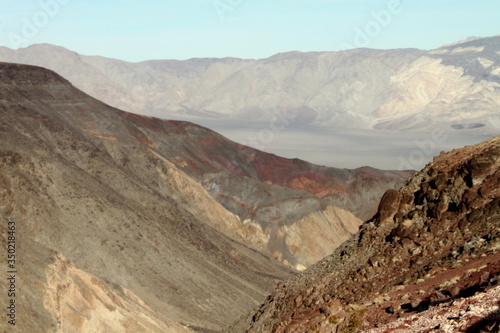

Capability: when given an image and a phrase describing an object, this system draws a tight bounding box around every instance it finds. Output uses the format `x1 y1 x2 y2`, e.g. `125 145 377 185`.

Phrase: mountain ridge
1 35 498 135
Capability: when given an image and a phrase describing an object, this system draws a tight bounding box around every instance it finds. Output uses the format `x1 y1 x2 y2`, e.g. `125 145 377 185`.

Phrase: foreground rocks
232 135 499 332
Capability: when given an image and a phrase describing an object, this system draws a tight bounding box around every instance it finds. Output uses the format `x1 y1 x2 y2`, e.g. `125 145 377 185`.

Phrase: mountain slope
0 36 498 133
234 135 500 332
0 64 412 271
0 62 296 332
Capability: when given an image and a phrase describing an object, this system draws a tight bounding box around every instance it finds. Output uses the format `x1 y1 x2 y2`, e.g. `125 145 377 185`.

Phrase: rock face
0 36 498 133
0 63 410 332
235 135 500 332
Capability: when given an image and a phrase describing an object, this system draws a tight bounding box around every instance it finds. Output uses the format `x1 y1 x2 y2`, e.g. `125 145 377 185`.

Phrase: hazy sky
1 0 499 62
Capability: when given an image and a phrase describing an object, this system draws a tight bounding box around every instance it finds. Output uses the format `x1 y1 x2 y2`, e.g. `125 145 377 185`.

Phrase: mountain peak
437 34 500 49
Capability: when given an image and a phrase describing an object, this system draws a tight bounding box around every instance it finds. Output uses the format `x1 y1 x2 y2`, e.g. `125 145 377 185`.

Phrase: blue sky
0 0 498 62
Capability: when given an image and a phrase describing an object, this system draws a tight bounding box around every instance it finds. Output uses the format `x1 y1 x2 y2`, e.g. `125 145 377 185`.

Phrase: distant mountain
0 36 499 134
0 63 411 332
233 135 500 332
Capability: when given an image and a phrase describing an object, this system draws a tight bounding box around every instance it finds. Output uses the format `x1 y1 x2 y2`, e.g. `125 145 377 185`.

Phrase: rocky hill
0 36 498 134
0 63 412 332
233 135 500 332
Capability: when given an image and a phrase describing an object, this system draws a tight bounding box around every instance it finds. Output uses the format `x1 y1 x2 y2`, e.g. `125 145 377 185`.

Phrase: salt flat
196 119 493 170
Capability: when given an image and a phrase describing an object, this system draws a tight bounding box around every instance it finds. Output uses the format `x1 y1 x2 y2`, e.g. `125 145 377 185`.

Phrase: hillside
124 119 412 268
0 62 412 272
0 62 294 332
234 135 500 332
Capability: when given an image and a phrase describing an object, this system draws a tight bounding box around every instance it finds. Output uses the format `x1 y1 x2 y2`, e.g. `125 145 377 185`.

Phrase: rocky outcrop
235 135 500 332
366 285 500 332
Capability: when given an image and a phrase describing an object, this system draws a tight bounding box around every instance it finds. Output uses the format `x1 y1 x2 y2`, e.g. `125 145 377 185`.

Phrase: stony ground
366 284 499 333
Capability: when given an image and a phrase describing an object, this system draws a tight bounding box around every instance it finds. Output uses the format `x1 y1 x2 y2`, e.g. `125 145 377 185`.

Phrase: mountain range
0 36 499 134
1 36 498 170
0 35 499 333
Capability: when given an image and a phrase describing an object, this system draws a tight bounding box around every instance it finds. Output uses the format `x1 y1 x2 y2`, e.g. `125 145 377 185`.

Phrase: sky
0 0 499 62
